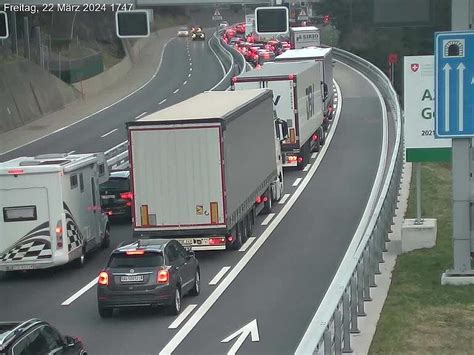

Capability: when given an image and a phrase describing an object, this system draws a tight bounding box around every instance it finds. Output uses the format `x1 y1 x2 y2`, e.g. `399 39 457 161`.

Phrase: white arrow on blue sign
435 31 474 138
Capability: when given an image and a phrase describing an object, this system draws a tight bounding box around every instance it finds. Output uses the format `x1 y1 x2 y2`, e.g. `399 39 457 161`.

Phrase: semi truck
231 61 325 169
0 153 110 271
289 26 321 49
126 89 287 251
276 47 335 130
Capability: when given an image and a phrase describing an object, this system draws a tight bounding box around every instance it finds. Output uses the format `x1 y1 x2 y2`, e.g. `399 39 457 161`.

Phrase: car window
171 242 186 264
12 327 50 355
99 177 129 192
165 244 179 263
174 242 188 260
108 252 163 268
11 334 33 355
41 326 64 352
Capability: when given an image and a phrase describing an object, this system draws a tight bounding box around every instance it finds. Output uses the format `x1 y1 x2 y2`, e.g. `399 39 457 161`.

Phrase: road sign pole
415 163 423 224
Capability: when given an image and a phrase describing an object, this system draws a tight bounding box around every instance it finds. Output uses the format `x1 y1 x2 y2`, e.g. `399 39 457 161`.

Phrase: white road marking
261 213 275 226
159 98 167 105
239 237 255 252
183 80 188 85
61 277 98 306
173 88 180 94
190 67 193 71
292 178 302 187
100 128 117 138
159 79 344 355
209 266 231 285
1 37 175 158
135 112 147 119
68 150 75 155
168 304 197 329
311 152 317 159
303 164 311 172
278 193 290 204
221 319 260 354
188 73 192 77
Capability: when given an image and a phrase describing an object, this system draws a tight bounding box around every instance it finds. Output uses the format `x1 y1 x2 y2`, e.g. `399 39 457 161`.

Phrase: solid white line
159 98 167 105
292 178 302 187
159 80 344 355
61 277 98 306
1 37 175 158
239 237 256 252
311 152 317 159
183 80 188 85
209 266 231 286
173 88 180 94
101 128 117 138
278 193 290 205
68 150 75 155
168 304 197 329
135 112 147 119
303 164 311 172
208 36 226 78
261 213 275 226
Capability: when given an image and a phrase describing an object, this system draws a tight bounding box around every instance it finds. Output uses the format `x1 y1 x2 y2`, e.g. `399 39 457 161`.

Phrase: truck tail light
297 156 304 163
256 196 262 204
312 133 319 141
157 269 169 284
209 237 225 245
98 271 109 286
226 234 234 242
56 220 63 249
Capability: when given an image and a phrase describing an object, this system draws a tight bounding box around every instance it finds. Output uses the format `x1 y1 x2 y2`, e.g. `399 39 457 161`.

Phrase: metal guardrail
295 48 403 354
104 29 245 170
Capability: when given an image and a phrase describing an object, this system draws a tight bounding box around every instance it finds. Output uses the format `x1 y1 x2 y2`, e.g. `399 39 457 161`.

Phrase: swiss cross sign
388 53 399 64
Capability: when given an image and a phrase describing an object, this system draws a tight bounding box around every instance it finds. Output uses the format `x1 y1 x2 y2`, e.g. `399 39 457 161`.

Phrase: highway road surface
0 35 393 355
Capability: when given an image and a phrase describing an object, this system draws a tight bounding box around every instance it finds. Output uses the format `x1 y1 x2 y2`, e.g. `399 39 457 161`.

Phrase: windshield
99 178 129 192
108 252 163 268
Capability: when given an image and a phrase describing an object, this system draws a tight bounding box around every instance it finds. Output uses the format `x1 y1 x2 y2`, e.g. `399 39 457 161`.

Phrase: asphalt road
0 55 389 355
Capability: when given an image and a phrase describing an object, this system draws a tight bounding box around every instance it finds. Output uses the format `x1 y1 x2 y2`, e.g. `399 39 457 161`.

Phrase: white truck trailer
126 89 287 250
289 26 321 49
231 61 325 169
276 47 335 130
0 153 110 271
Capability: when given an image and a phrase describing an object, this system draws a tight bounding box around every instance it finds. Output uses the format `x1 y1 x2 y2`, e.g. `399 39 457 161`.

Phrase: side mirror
277 119 289 141
65 336 77 348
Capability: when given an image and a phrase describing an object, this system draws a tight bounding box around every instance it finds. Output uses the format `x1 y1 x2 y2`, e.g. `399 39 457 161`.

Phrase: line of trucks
0 47 335 271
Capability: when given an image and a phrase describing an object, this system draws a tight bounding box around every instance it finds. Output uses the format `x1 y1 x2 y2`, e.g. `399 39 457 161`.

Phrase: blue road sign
435 31 474 138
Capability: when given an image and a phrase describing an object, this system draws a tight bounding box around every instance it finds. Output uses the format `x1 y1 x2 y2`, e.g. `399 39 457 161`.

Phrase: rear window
3 206 37 222
108 252 163 268
100 178 129 192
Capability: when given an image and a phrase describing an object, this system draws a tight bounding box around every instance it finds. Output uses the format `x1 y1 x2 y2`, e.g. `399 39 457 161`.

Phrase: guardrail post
356 262 366 316
323 328 332 355
334 308 342 355
363 249 372 301
342 289 352 352
373 225 383 271
369 235 379 284
350 275 360 333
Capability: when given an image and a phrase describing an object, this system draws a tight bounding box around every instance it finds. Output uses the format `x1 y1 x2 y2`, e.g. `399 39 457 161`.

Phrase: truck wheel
262 190 272 214
319 127 326 146
231 224 244 250
101 226 110 249
246 213 253 238
312 137 321 153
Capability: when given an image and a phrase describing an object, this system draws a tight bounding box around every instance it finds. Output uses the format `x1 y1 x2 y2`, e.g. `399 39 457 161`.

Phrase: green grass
369 163 474 355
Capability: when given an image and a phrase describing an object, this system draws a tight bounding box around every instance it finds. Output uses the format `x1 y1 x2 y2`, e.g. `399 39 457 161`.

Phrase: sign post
435 30 474 282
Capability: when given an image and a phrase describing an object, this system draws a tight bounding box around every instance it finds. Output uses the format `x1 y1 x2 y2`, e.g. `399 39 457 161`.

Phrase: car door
173 241 194 292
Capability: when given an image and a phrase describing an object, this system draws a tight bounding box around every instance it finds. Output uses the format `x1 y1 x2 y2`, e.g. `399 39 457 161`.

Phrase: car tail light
209 237 225 245
126 202 132 207
312 133 319 141
126 250 145 255
8 169 24 175
98 271 109 286
256 196 262 204
232 76 238 83
120 192 133 200
56 220 63 249
263 196 268 202
107 211 113 216
157 269 169 284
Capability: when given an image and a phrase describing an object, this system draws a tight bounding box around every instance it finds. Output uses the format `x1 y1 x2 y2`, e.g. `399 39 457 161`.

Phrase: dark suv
0 319 86 355
99 170 132 219
97 239 200 318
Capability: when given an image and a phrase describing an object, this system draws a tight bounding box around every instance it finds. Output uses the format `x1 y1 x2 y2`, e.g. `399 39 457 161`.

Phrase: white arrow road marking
221 319 260 355
62 277 98 305
292 177 302 186
209 266 231 285
278 193 290 204
458 63 465 131
261 213 275 226
101 128 117 138
135 112 147 120
239 237 255 252
443 63 452 132
169 305 197 329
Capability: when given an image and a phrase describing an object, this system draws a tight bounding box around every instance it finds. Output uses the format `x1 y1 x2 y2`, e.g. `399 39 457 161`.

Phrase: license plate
120 275 144 282
101 195 115 199
178 239 194 246
11 264 36 270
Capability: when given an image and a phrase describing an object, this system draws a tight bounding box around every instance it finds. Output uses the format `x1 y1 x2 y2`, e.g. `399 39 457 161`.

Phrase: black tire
167 287 182 315
230 224 243 250
189 269 200 296
241 220 248 244
262 190 272 214
101 226 110 249
298 143 311 169
98 306 113 318
246 213 253 239
319 127 326 146
312 136 321 153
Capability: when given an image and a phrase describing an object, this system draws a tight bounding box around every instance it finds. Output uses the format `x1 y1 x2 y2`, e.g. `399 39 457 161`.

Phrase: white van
0 153 110 271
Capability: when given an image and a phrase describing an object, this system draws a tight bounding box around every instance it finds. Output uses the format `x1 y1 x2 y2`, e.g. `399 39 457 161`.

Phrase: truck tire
101 225 110 249
230 224 243 250
246 213 253 238
262 190 272 214
319 127 326 146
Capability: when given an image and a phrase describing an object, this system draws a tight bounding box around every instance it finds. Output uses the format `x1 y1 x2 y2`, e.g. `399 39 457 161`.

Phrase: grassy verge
369 163 474 354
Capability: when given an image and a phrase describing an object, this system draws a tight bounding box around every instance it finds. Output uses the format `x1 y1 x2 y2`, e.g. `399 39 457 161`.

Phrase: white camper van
0 153 111 271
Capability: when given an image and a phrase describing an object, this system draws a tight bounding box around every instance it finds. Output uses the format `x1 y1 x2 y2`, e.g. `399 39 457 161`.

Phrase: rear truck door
0 187 52 264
